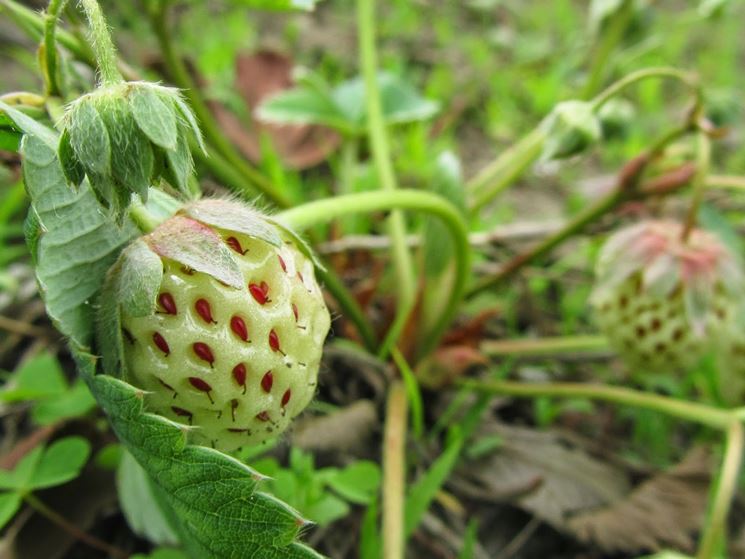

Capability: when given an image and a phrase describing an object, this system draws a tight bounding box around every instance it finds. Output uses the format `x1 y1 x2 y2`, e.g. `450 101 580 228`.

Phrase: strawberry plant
1 0 745 558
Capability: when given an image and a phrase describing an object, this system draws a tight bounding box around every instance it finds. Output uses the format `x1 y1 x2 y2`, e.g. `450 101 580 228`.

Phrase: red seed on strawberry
171 406 193 424
188 377 214 403
232 363 247 394
230 315 249 342
226 236 246 255
261 371 273 393
281 389 291 407
255 411 270 422
193 342 215 366
158 293 178 315
278 255 287 273
268 329 283 354
249 281 270 305
231 399 239 421
153 332 170 356
194 298 216 324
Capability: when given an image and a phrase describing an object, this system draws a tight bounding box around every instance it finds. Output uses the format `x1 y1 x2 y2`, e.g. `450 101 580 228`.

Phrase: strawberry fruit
590 220 743 373
98 200 330 451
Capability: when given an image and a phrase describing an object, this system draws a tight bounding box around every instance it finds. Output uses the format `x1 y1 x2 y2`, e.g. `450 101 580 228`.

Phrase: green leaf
117 450 180 546
20 132 137 347
359 498 380 559
116 239 164 317
68 101 112 175
0 492 22 531
404 429 463 537
256 88 356 134
0 100 58 150
58 128 85 187
423 152 466 276
75 354 323 558
31 380 97 425
0 446 43 491
325 461 381 505
129 86 178 150
257 73 439 134
28 436 91 490
1 353 67 403
303 493 349 526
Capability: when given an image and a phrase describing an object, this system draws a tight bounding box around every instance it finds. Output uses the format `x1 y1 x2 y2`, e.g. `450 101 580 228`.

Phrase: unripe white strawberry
590 220 744 372
98 200 330 451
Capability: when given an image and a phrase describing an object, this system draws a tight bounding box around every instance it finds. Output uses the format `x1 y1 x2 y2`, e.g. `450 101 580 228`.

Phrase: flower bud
58 81 203 219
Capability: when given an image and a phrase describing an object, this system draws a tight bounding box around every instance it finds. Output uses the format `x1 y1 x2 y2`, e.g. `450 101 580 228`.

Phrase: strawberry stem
78 0 123 86
382 381 407 559
128 199 162 233
42 0 70 97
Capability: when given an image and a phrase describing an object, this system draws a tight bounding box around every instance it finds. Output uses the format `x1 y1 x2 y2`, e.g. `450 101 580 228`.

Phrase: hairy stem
383 381 408 559
148 1 290 207
357 0 417 360
457 379 734 430
42 0 70 96
277 190 470 359
78 0 122 85
697 421 744 559
24 493 129 559
128 199 161 233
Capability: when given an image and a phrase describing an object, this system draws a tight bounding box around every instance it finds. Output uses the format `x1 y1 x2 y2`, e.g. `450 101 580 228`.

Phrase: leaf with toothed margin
73 351 324 559
117 239 164 317
171 94 206 152
269 219 326 272
145 216 244 289
68 100 112 175
184 200 283 247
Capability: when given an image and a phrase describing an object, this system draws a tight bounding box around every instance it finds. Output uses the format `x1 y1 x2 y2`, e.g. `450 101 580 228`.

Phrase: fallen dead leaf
291 399 378 453
458 423 713 555
567 446 712 554
211 51 340 170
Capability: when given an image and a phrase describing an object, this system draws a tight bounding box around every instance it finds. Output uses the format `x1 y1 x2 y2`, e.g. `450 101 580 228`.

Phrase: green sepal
58 128 85 188
98 99 153 202
270 218 326 272
117 239 164 317
144 215 244 289
184 200 283 247
540 100 602 161
129 85 178 150
68 100 112 175
172 94 205 152
162 124 194 193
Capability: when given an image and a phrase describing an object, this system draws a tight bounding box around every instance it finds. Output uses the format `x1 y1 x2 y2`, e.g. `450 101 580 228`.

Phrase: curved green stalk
697 421 744 559
79 0 122 85
590 66 701 111
147 1 291 207
42 0 69 96
467 66 700 214
357 0 416 360
382 381 407 559
277 190 471 359
457 379 733 430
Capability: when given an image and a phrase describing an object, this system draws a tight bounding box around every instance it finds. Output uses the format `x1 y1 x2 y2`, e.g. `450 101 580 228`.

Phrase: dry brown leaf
567 447 712 554
211 51 340 170
460 423 631 527
459 423 713 555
